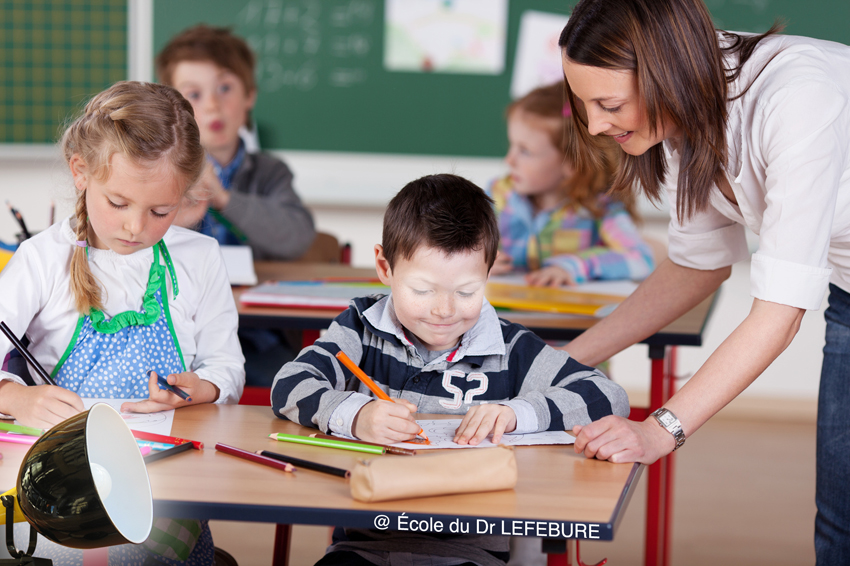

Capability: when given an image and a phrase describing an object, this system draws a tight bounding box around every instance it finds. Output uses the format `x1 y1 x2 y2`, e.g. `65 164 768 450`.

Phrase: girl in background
0 81 244 565
489 81 655 286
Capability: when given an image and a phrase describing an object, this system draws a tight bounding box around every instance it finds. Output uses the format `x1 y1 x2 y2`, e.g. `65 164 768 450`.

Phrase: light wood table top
237 262 716 346
0 405 641 541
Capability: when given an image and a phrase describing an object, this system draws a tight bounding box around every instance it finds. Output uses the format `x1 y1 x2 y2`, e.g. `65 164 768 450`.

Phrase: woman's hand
526 266 575 287
489 251 514 275
572 415 676 464
352 399 421 444
121 371 219 413
454 404 517 445
0 381 84 429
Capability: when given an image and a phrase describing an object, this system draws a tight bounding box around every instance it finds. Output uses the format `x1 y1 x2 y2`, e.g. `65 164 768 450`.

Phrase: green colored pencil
0 422 42 437
268 432 385 455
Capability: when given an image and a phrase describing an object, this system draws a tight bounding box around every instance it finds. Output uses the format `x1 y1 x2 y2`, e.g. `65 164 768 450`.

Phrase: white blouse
0 218 245 403
665 34 850 310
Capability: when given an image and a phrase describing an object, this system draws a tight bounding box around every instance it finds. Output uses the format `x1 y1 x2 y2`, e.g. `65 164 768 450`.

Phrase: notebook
239 281 388 309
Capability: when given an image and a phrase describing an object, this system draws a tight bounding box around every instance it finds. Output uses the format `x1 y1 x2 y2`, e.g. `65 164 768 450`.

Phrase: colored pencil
268 432 385 455
6 201 31 240
131 430 203 450
143 441 192 463
150 371 192 402
216 443 296 473
309 432 416 456
0 432 37 446
0 422 43 437
0 321 56 385
136 439 176 451
335 351 430 443
257 449 350 478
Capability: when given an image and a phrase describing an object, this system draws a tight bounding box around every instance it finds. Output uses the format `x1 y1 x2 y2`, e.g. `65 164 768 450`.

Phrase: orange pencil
335 351 430 444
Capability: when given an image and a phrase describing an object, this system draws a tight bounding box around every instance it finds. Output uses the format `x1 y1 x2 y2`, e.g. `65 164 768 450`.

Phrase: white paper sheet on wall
510 10 571 99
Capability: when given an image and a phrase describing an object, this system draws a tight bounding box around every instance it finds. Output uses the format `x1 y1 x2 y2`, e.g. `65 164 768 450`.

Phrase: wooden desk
0 406 641 563
237 263 717 566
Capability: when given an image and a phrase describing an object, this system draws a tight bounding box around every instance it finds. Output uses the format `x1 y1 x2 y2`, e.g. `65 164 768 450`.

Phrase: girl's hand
0 381 84 429
572 415 676 464
526 266 575 287
352 399 420 444
490 251 514 275
454 404 517 445
121 371 220 413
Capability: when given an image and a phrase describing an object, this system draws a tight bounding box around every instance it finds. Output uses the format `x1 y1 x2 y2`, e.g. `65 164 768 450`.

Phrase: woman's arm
574 297 804 463
565 258 731 366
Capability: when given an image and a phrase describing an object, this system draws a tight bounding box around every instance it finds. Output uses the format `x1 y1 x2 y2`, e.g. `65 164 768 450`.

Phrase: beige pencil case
349 445 518 503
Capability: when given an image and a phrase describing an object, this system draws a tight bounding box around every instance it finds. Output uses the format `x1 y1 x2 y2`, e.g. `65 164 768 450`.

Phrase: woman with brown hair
557 0 850 561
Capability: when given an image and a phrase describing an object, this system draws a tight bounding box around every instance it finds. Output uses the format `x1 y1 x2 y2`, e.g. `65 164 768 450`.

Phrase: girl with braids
557 0 850 561
0 81 244 565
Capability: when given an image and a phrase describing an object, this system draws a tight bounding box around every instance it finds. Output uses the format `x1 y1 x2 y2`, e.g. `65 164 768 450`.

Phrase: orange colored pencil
335 351 430 444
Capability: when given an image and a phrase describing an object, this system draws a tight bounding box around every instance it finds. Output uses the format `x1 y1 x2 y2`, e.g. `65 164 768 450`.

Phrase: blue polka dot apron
22 241 215 566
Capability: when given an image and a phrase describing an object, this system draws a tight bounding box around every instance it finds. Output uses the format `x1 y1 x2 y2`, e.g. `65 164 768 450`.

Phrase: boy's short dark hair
383 174 499 270
156 25 256 94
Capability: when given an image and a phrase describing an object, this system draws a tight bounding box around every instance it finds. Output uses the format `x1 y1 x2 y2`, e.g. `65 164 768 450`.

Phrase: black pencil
0 321 56 385
6 202 31 240
144 441 193 464
257 449 350 478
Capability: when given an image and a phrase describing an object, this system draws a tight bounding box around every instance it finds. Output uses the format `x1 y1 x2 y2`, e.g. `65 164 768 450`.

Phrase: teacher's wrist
642 417 678 458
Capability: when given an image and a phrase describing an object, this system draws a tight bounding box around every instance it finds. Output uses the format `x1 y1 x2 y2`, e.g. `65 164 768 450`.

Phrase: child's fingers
121 399 174 414
397 399 418 415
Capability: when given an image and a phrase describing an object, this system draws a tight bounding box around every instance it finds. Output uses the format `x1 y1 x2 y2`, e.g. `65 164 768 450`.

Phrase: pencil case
349 445 517 502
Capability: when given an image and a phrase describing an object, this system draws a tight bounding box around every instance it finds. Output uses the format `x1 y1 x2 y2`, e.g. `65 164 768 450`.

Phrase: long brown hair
508 81 634 220
559 0 782 221
61 81 205 314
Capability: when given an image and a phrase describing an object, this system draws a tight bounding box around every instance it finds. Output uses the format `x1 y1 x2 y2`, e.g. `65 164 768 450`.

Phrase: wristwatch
651 408 686 451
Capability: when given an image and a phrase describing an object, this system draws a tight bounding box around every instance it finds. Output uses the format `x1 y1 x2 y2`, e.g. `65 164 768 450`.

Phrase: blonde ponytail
61 81 205 314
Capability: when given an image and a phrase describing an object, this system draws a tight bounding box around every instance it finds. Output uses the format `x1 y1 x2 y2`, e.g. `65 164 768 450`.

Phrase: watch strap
651 408 686 451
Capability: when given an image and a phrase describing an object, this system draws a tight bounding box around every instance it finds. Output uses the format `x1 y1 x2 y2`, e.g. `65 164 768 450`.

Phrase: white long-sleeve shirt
665 34 850 310
0 217 245 403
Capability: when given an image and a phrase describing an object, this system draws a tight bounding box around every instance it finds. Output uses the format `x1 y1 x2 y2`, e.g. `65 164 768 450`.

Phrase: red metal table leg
302 330 321 348
644 345 673 566
272 523 292 566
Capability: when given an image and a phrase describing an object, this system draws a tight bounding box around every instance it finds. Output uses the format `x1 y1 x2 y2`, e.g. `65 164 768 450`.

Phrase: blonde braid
69 190 104 314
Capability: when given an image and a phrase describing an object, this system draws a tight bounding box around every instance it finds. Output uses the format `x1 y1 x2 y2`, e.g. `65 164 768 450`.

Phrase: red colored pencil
215 443 296 473
132 430 203 450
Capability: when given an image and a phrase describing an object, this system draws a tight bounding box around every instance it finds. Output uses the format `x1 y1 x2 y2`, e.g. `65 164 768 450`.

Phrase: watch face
658 412 676 427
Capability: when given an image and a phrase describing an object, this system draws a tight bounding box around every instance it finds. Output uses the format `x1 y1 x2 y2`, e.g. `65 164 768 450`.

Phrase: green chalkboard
153 0 849 158
0 0 127 144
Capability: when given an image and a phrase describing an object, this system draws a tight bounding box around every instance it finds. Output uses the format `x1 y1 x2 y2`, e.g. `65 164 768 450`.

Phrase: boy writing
156 24 315 260
272 174 629 565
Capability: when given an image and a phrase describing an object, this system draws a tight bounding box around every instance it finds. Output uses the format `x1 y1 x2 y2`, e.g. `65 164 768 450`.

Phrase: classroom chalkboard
0 0 127 145
153 0 850 158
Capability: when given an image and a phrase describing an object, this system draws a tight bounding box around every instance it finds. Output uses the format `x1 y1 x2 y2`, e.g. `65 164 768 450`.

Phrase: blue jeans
816 284 850 564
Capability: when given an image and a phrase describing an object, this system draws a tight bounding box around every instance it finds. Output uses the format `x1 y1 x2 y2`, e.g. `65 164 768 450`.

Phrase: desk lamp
0 403 153 565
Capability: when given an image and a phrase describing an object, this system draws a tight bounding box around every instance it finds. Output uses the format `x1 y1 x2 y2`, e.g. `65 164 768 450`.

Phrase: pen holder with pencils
349 445 517 503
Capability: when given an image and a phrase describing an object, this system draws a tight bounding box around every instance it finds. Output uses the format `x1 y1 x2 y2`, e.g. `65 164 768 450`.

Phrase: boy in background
156 24 315 260
272 174 629 565
158 25 316 386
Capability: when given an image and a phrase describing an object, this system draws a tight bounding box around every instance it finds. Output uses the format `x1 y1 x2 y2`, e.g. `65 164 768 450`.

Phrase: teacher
558 0 850 562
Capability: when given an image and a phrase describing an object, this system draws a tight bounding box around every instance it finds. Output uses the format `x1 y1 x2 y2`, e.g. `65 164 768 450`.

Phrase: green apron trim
52 240 185 376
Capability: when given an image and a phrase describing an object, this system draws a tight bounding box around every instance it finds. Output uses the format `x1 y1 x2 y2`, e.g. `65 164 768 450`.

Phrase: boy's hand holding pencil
336 351 430 445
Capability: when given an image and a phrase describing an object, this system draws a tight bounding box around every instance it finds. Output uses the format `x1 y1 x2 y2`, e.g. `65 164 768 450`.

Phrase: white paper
394 419 575 450
82 398 174 436
384 0 508 74
220 245 258 286
510 10 571 99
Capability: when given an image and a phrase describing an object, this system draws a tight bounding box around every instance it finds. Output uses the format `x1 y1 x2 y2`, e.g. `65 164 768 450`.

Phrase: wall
0 150 824 404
